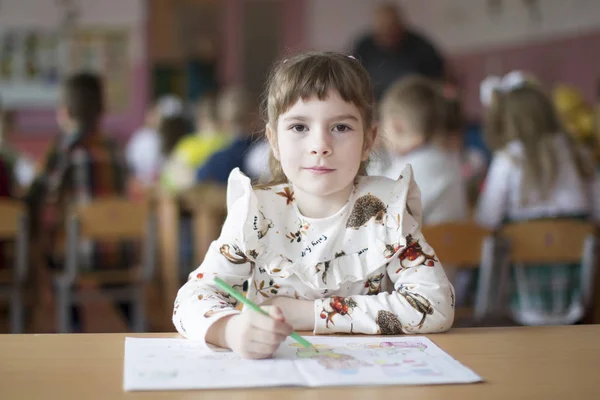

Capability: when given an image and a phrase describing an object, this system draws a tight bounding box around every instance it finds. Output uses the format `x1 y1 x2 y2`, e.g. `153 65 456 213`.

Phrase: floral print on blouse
173 166 455 341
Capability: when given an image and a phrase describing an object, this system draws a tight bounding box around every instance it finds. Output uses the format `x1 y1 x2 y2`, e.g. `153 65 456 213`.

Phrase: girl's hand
261 297 315 331
224 306 293 359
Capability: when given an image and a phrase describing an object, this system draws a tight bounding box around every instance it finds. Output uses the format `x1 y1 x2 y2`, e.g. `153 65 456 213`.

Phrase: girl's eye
290 124 307 133
333 124 351 132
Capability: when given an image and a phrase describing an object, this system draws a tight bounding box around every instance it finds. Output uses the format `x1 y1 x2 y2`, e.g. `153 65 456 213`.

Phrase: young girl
369 76 468 225
475 72 600 325
173 52 454 359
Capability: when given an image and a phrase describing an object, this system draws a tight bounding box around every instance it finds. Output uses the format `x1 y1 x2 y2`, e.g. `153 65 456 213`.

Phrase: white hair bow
480 71 528 107
157 95 184 118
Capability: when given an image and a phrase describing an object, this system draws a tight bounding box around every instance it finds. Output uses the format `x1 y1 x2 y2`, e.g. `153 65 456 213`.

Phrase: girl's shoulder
358 164 417 196
224 168 294 222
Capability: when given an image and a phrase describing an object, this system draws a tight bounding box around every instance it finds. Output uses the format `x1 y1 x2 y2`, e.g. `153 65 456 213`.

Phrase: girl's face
268 90 375 217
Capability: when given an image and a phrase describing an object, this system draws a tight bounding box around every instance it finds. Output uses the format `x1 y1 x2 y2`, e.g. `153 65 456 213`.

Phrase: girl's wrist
206 314 238 349
284 299 316 331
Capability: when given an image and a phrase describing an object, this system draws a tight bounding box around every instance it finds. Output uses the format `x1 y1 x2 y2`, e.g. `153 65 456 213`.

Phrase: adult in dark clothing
352 3 445 100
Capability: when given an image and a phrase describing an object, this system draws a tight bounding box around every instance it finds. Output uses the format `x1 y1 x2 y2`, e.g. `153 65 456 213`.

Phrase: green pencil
213 277 315 350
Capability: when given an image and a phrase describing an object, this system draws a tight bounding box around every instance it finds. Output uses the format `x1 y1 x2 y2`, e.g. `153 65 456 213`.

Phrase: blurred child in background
476 71 600 325
370 75 468 225
27 72 133 330
161 93 230 194
28 72 132 270
126 95 184 187
195 87 258 183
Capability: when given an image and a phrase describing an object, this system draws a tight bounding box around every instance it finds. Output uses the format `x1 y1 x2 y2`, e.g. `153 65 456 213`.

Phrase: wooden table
1 326 599 399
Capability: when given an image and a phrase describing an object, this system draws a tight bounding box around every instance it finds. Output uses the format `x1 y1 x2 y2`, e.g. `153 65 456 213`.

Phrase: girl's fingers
250 307 293 336
248 330 287 345
244 341 280 358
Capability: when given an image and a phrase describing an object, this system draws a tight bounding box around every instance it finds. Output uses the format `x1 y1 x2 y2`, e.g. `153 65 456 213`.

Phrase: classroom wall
0 0 147 158
307 0 600 53
306 0 600 118
4 0 599 161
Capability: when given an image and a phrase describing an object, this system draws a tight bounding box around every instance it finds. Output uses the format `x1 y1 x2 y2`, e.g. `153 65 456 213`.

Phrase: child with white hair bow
474 71 600 326
479 70 536 108
126 95 185 186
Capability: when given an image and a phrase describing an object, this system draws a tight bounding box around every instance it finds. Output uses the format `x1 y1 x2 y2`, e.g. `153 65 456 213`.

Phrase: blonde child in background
369 76 468 225
195 87 259 183
161 94 230 193
173 52 454 359
476 72 600 326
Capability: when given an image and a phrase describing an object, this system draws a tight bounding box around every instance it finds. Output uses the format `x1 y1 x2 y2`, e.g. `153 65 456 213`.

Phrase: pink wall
450 29 600 120
282 0 308 54
219 0 244 85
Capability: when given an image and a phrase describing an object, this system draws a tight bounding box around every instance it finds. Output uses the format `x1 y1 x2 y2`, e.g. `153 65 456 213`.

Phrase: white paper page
274 336 482 387
124 336 482 391
123 337 305 391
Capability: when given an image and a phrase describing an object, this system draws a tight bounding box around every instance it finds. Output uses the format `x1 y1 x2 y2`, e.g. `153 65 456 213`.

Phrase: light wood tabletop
1 325 599 399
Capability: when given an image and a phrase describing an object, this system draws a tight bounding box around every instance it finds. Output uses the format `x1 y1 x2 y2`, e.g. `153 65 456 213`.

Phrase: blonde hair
262 51 375 186
195 94 219 132
379 76 449 142
218 86 251 125
484 83 594 204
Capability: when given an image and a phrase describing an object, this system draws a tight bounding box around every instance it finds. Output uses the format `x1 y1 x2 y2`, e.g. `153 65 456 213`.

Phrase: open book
124 336 482 391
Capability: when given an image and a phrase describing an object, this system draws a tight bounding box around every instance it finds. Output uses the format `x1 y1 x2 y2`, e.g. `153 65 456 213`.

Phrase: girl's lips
305 167 335 174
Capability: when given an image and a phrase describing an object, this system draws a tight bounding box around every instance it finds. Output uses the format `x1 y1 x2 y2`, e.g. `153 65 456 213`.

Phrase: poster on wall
0 28 130 111
0 30 63 107
67 28 130 112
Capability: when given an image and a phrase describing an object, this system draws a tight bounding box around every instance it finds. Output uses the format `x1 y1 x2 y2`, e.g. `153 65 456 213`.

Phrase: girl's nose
310 129 332 156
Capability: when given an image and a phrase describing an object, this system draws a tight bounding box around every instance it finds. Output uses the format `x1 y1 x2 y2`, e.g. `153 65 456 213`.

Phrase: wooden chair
55 197 157 333
421 221 496 323
180 184 227 268
0 199 29 333
498 220 597 322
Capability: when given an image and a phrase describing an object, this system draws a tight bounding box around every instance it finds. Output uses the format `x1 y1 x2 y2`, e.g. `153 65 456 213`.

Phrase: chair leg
10 286 24 334
132 286 146 333
56 283 72 333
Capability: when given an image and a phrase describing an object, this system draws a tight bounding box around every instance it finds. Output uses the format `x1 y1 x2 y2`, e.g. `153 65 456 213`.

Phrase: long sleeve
172 171 255 340
313 232 454 335
313 167 454 335
475 151 512 229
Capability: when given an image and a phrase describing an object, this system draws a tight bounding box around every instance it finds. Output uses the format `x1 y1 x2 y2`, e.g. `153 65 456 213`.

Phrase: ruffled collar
226 166 421 290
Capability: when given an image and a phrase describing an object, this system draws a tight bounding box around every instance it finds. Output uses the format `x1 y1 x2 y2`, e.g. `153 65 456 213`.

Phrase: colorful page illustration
124 336 481 391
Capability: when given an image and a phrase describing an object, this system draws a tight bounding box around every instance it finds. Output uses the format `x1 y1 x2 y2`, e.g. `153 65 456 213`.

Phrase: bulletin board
68 28 131 112
0 27 130 111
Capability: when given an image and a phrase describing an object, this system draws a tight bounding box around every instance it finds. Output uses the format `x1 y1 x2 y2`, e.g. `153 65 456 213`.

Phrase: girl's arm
173 238 253 341
172 179 255 342
474 152 511 229
312 230 455 335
